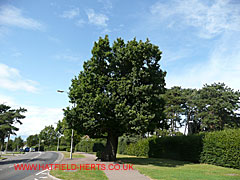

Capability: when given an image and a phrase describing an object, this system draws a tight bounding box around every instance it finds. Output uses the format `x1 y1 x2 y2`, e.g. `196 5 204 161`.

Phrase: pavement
0 151 61 180
51 152 150 180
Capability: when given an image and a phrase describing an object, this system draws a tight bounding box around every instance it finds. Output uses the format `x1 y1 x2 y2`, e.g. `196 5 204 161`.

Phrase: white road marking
36 169 48 176
9 161 23 168
39 177 48 179
34 178 38 180
31 152 42 160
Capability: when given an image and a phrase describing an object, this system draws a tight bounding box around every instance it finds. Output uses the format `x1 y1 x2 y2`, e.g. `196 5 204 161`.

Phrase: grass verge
117 154 240 180
50 169 108 180
61 151 85 159
0 156 7 160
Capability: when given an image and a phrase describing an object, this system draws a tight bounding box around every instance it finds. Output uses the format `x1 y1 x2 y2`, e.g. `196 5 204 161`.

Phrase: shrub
118 135 142 154
126 138 149 157
66 147 74 153
200 128 240 169
75 139 106 153
148 135 204 162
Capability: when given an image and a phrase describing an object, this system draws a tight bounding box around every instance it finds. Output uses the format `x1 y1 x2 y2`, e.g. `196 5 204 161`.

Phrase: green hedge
148 135 204 162
200 128 240 169
119 129 240 169
75 139 105 153
117 135 142 154
126 139 149 157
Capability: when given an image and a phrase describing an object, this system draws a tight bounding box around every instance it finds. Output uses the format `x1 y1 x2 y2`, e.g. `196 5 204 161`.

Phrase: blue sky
0 0 240 139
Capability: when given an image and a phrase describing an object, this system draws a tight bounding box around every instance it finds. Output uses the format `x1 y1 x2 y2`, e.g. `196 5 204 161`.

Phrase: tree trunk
5 134 10 152
101 132 118 161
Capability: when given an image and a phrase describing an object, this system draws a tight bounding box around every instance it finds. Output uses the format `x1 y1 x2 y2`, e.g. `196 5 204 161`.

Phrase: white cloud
86 9 109 27
0 63 38 93
54 53 82 62
75 19 85 27
0 5 44 30
60 8 80 19
0 96 63 139
97 0 113 11
15 106 63 138
150 0 240 38
166 32 240 91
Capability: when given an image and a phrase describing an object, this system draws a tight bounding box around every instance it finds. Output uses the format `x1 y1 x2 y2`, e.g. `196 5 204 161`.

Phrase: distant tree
39 125 57 146
196 83 240 131
26 134 39 147
0 104 27 151
55 119 81 147
64 36 166 161
13 136 24 151
163 86 185 133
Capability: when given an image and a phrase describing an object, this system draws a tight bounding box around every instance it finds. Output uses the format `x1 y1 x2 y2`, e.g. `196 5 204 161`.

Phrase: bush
66 147 74 153
200 128 240 169
58 146 69 151
148 135 203 162
75 139 105 153
126 138 149 157
118 135 142 154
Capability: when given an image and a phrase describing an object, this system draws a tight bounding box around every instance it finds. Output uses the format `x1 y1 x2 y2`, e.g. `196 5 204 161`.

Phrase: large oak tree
64 36 166 161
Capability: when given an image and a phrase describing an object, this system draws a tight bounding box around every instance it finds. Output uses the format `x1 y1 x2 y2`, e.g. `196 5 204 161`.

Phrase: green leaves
0 104 26 146
200 128 240 169
64 35 166 137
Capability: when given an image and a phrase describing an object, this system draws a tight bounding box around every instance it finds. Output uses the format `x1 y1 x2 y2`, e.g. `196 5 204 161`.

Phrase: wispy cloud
54 53 82 62
0 5 44 30
75 19 86 27
97 0 113 11
0 95 63 138
86 9 109 27
16 106 63 137
150 0 240 38
166 32 240 90
0 63 38 93
60 8 80 19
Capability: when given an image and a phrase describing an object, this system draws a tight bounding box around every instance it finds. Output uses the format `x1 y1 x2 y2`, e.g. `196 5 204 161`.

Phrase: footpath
49 152 150 180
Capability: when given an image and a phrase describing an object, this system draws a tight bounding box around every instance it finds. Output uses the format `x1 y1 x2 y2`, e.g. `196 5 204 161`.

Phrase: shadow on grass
117 157 193 167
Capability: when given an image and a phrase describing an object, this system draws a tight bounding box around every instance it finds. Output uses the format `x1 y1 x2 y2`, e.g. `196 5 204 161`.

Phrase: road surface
0 151 60 180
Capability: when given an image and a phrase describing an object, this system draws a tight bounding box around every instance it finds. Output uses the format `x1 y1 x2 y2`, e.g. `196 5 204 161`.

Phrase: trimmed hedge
200 128 240 169
149 135 203 162
117 135 142 154
119 129 240 169
75 139 105 153
126 139 149 157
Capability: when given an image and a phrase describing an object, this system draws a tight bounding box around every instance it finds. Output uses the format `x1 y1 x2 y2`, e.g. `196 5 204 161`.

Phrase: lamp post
57 90 74 159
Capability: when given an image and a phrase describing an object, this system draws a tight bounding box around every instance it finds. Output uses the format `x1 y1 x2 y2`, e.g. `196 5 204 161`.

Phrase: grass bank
117 154 240 180
50 169 108 180
61 151 85 159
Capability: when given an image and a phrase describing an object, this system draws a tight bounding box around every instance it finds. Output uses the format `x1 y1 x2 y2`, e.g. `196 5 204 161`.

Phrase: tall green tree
0 104 26 151
196 83 240 131
64 36 166 161
163 86 185 133
26 134 39 147
55 119 81 147
13 136 24 151
39 125 57 146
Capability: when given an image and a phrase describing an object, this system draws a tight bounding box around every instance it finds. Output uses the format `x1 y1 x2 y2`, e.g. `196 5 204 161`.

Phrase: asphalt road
0 151 60 180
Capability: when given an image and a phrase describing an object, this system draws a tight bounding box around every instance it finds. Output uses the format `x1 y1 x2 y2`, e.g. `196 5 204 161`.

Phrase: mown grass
117 154 240 180
61 151 85 159
50 169 108 180
50 151 106 180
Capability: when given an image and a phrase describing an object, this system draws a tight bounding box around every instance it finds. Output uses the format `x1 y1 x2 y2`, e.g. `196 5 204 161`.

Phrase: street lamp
57 90 74 160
